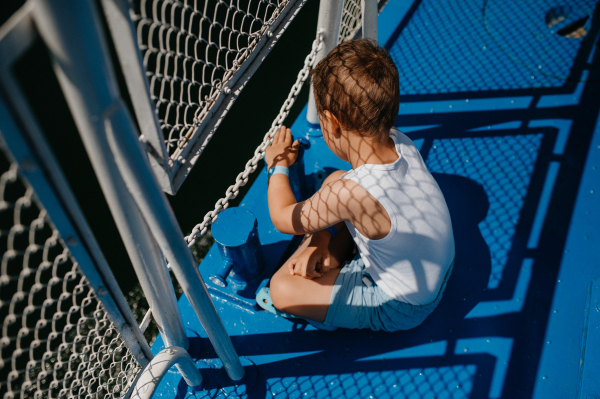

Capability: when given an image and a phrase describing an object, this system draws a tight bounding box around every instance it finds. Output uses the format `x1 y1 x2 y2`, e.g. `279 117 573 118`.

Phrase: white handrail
129 346 203 399
307 0 344 125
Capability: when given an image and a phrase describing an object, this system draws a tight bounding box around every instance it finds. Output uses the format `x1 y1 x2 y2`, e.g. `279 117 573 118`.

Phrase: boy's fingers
321 254 331 273
304 269 319 279
292 140 301 152
285 127 292 143
305 259 321 279
278 126 286 143
288 259 296 275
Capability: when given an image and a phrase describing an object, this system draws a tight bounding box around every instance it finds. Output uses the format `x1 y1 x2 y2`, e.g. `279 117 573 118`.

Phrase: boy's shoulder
323 175 380 216
323 176 363 201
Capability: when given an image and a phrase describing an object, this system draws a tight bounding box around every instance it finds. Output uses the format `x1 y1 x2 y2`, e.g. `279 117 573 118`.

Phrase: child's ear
324 111 341 136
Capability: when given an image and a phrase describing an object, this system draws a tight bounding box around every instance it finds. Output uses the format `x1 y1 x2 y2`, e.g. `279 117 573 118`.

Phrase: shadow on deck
154 0 600 398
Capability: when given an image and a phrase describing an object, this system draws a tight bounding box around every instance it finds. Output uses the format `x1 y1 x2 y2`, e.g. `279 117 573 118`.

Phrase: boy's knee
270 273 295 311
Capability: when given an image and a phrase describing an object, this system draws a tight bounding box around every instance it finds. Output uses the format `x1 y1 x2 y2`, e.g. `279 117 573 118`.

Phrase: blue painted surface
580 278 600 397
210 207 264 288
532 102 600 399
153 0 600 397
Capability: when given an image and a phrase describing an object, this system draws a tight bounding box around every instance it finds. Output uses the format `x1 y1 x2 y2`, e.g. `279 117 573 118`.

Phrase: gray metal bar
104 87 246 382
362 0 378 40
99 0 173 194
32 0 245 382
0 2 36 66
31 0 188 351
129 346 203 399
307 0 344 124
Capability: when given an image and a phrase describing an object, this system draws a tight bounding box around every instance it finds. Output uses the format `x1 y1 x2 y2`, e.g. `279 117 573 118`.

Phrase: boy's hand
265 126 301 169
288 244 332 279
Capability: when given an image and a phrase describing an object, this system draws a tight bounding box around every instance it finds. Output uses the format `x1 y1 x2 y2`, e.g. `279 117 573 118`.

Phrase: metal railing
0 0 246 397
100 0 309 194
0 22 152 397
33 0 245 383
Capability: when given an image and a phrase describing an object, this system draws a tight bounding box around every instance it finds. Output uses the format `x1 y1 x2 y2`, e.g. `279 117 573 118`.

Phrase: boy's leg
270 254 341 323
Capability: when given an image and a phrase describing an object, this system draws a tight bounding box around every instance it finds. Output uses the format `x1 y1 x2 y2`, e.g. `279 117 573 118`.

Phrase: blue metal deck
153 0 600 397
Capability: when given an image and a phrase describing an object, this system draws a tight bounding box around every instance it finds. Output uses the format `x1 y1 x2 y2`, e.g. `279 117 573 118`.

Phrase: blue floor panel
152 0 600 397
532 108 600 399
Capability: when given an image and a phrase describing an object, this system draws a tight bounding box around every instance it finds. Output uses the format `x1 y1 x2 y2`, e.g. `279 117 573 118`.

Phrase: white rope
185 33 323 246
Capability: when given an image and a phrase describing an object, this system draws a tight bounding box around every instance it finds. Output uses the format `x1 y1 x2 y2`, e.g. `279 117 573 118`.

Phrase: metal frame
99 0 173 194
100 0 309 194
0 2 153 368
129 346 203 399
362 0 379 40
307 0 345 124
31 0 245 382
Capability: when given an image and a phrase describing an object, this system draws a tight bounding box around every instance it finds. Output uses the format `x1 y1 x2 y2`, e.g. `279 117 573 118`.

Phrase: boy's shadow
415 173 492 333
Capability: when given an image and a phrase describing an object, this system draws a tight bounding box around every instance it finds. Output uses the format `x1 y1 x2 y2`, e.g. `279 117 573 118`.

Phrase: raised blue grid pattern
388 0 594 95
149 0 600 397
266 365 477 399
485 0 596 82
426 134 543 288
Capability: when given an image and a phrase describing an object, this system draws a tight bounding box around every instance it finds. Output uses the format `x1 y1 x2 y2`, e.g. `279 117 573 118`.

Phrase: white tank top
342 129 455 305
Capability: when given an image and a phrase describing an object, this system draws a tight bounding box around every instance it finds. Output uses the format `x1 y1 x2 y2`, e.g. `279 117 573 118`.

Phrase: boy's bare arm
266 128 351 235
265 126 299 225
266 126 390 240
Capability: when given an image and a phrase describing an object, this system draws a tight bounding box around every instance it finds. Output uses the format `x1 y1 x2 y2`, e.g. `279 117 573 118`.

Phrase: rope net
128 0 293 164
0 147 140 398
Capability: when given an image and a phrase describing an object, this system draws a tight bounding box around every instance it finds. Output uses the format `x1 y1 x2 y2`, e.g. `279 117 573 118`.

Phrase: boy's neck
345 130 399 169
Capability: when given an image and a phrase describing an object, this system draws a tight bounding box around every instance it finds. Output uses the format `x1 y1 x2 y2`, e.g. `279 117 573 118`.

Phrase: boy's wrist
267 165 289 178
268 160 291 169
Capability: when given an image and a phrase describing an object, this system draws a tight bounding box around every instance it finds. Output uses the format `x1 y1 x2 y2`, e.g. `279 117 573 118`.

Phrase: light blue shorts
321 254 453 332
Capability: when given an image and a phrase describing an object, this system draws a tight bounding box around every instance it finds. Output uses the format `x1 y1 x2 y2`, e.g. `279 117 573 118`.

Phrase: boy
258 39 455 332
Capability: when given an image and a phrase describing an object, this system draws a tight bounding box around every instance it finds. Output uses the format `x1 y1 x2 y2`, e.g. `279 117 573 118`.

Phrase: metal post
361 0 378 41
99 0 173 194
31 0 188 349
32 0 245 382
306 0 344 125
104 95 246 382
